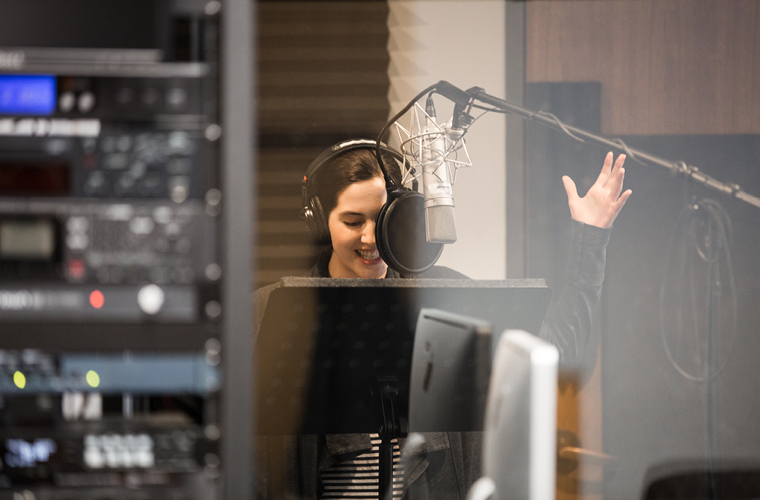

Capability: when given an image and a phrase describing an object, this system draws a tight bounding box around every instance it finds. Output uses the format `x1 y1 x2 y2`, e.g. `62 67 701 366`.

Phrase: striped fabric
320 434 403 499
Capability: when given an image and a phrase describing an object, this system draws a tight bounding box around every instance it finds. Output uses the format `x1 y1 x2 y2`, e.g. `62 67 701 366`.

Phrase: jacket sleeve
538 219 611 367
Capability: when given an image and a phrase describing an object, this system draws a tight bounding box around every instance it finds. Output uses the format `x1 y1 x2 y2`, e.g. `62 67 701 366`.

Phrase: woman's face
327 176 388 278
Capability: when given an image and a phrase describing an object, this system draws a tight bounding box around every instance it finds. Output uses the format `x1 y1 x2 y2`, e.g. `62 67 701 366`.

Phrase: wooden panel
255 1 391 288
526 0 760 135
255 147 321 289
557 368 603 500
257 1 390 136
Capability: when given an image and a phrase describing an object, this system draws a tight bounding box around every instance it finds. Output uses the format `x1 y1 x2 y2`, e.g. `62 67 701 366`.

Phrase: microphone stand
429 81 760 210
375 378 402 500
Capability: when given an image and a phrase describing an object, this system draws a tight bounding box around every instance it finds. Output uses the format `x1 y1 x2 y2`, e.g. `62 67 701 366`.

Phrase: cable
658 199 737 382
610 138 647 166
469 102 647 168
376 83 439 188
535 111 587 143
656 198 736 499
470 102 511 114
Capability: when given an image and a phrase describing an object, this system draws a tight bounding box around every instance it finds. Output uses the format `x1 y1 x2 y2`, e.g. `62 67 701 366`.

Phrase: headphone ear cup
303 201 319 241
309 195 330 245
375 193 392 258
376 188 443 275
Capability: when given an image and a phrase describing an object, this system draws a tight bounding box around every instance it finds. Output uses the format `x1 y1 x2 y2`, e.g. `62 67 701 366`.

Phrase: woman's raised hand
561 152 632 229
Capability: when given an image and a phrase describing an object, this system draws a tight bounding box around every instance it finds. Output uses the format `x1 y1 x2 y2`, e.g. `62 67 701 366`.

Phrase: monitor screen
476 330 559 500
408 308 492 432
0 161 70 196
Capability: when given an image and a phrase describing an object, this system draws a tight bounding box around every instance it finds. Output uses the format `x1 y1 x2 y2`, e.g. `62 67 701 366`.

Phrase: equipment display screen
0 162 70 196
0 219 56 260
0 75 57 115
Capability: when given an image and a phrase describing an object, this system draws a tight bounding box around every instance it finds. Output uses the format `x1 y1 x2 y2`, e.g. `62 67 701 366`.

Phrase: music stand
255 278 551 499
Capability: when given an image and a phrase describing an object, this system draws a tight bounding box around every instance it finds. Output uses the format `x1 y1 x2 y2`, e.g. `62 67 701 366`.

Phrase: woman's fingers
595 151 614 186
615 188 633 209
562 175 579 202
607 155 627 197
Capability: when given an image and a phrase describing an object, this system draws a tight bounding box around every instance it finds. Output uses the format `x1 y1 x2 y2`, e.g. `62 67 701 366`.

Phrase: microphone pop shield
376 189 444 276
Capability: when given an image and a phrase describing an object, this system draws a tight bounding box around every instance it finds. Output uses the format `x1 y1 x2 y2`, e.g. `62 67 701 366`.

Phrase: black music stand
255 277 552 499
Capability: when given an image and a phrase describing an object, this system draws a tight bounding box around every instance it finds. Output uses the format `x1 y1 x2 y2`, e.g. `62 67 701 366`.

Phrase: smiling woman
254 140 471 500
299 141 468 282
254 137 630 500
327 176 388 278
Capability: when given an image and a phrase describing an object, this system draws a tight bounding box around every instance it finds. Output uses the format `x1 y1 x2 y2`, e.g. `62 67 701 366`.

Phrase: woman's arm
539 152 631 366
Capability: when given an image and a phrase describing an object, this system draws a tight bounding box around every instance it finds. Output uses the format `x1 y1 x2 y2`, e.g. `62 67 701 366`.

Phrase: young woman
256 139 630 331
254 140 631 499
301 141 469 280
309 145 628 279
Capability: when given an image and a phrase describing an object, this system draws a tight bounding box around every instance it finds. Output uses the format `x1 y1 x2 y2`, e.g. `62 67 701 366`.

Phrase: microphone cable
658 198 737 499
375 83 440 188
658 198 737 383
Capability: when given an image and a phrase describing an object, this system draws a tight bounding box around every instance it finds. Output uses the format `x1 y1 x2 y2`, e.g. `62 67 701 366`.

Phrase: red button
89 290 104 309
68 259 85 280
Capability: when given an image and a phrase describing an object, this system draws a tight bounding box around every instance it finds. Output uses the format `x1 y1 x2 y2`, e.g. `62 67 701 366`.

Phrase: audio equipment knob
137 284 165 315
142 88 160 107
59 92 76 113
77 91 96 113
166 87 188 109
116 86 135 106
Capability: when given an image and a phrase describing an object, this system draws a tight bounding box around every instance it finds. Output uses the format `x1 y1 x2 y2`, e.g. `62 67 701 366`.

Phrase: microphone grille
425 205 457 244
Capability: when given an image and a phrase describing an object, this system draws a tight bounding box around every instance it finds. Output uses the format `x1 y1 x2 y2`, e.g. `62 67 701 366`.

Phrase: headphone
302 138 444 275
301 139 404 245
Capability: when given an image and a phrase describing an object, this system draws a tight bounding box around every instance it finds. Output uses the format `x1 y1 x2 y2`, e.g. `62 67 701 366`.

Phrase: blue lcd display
0 75 57 116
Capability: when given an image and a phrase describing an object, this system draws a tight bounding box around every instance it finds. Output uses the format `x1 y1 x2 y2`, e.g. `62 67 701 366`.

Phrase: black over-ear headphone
301 139 403 245
303 138 444 275
373 144 444 276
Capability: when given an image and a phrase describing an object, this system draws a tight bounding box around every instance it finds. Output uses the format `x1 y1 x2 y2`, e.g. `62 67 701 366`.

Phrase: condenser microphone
422 97 457 244
373 133 443 276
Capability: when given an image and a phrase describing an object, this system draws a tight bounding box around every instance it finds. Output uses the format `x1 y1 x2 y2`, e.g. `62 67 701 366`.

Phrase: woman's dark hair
314 148 403 218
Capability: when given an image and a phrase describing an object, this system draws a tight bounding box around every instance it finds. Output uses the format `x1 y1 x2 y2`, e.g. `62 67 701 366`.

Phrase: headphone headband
301 139 403 245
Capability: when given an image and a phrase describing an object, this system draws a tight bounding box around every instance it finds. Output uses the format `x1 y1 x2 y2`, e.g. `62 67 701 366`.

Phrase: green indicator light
13 371 26 389
86 370 100 388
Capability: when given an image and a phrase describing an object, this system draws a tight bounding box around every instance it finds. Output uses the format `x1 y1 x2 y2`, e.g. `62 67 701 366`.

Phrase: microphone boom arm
429 82 760 210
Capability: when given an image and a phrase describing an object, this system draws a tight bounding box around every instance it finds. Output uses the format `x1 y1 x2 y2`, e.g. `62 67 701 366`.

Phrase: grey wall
387 0 507 279
525 81 760 498
602 134 760 498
